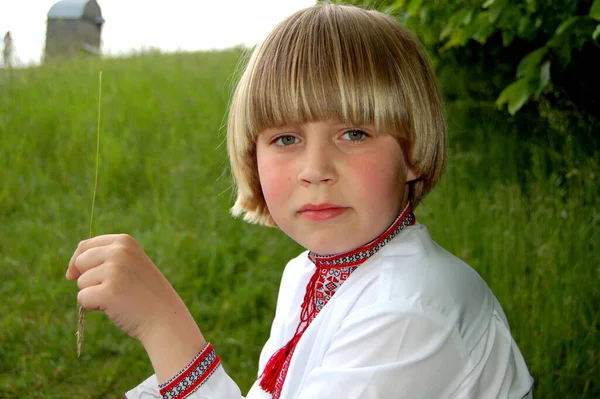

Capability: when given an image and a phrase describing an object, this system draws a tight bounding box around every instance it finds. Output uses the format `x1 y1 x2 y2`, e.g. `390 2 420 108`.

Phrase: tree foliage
324 0 599 137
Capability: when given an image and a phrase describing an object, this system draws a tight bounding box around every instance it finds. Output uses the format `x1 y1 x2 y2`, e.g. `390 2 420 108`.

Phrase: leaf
556 45 571 69
440 28 467 51
535 17 543 29
450 8 474 26
463 9 474 25
419 5 430 25
489 4 503 23
467 12 496 44
572 23 595 50
439 23 454 40
502 29 515 46
516 47 547 79
407 0 423 16
555 16 580 36
547 17 589 69
593 24 600 40
488 0 507 23
517 15 536 39
525 0 537 13
482 0 496 8
536 61 551 97
496 79 533 115
591 0 600 21
553 38 572 69
384 0 407 15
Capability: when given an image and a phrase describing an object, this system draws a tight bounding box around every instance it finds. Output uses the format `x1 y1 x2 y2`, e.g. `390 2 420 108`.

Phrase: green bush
324 0 600 142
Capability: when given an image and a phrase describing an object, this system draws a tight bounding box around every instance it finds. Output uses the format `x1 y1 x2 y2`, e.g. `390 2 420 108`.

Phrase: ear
406 167 419 183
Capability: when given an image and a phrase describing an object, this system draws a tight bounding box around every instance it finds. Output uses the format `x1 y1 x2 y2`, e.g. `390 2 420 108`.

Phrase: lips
298 203 341 212
298 203 349 221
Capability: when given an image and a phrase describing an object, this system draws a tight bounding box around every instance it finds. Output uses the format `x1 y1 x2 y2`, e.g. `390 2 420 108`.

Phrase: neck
308 202 415 268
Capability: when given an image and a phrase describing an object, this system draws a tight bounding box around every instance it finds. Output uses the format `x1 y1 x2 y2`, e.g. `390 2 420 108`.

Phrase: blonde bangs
241 5 411 140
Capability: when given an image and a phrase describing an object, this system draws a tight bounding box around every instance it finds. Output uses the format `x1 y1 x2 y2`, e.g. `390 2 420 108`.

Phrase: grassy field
0 50 598 398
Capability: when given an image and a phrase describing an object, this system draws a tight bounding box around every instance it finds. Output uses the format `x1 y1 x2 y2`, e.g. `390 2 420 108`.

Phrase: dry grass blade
76 305 86 357
77 70 103 358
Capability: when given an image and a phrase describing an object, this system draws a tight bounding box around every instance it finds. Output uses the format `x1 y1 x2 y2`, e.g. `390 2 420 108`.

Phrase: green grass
0 51 598 398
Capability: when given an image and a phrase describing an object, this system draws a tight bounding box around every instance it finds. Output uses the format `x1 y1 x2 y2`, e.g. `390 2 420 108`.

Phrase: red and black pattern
270 265 355 397
314 266 357 313
260 203 416 398
158 343 221 399
308 203 416 268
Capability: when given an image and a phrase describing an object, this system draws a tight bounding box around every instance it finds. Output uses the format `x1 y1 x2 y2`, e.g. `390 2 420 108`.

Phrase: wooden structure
44 0 104 60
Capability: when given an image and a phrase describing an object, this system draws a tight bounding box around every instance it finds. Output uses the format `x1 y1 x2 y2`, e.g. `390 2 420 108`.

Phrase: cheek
348 154 404 206
257 153 293 208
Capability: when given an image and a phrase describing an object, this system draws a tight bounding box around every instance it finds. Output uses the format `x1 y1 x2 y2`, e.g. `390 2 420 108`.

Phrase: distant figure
3 31 13 67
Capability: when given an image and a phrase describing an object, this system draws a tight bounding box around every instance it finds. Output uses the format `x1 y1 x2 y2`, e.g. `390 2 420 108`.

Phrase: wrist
141 306 207 384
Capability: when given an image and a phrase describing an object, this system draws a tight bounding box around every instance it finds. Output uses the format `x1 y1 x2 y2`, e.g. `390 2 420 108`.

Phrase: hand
66 234 181 340
66 234 207 381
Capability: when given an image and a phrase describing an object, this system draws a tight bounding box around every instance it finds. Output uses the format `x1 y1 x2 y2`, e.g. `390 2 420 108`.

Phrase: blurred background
1 0 598 398
0 0 315 66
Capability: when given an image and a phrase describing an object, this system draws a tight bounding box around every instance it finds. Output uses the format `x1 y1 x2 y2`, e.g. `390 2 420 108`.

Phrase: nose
297 142 337 186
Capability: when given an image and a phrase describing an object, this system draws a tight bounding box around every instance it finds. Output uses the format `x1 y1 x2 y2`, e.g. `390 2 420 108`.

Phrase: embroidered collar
308 202 416 268
259 202 416 398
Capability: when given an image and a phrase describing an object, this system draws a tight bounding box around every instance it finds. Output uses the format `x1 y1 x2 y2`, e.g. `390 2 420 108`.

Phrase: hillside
0 50 597 398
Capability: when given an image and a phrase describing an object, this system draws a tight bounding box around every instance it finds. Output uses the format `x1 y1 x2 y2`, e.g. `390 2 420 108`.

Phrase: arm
125 344 243 399
124 304 532 399
66 234 245 399
125 255 304 399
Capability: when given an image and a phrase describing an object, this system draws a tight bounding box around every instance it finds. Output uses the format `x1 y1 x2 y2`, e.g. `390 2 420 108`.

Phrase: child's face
256 119 416 255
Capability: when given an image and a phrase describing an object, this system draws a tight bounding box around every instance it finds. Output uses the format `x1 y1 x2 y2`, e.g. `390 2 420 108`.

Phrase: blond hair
227 3 447 227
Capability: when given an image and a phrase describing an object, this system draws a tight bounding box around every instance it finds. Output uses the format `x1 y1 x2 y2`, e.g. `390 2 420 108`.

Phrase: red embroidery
271 265 357 398
259 204 416 398
315 266 357 311
159 343 221 399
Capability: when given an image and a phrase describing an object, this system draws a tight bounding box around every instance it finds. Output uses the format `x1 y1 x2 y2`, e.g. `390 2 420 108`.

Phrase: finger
68 245 108 280
77 263 107 290
77 284 107 312
67 234 130 279
67 235 115 278
73 245 117 276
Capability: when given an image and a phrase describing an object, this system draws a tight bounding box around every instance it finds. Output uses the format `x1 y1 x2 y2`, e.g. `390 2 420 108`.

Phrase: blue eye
274 135 299 146
341 130 367 141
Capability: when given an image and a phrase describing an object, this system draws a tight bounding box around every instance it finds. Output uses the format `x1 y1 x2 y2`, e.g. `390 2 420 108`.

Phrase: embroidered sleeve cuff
158 342 221 399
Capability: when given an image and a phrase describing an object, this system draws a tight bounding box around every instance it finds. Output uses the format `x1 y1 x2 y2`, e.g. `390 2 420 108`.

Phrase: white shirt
126 223 534 398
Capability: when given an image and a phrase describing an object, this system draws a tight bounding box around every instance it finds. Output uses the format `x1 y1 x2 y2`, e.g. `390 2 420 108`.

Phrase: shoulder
327 224 534 397
347 223 501 350
386 224 494 312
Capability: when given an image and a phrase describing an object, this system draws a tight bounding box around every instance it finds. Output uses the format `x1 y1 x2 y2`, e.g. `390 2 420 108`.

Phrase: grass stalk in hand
77 71 103 357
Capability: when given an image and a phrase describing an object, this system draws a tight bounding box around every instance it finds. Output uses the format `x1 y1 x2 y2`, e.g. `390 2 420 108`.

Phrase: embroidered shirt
259 204 416 398
126 221 534 399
